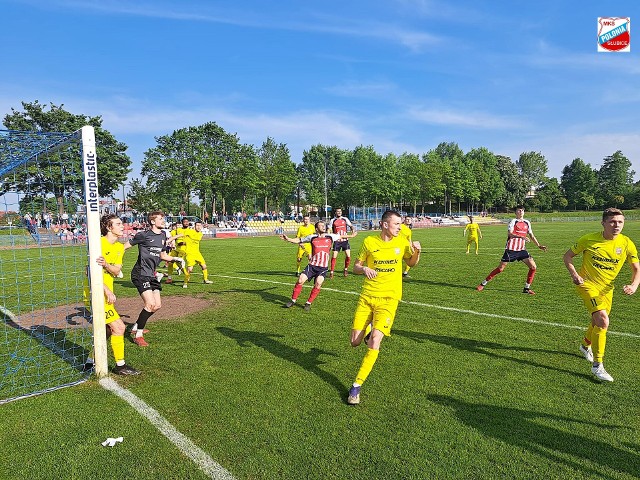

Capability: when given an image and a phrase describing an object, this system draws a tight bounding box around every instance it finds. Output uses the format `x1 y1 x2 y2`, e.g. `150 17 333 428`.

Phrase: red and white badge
598 17 630 52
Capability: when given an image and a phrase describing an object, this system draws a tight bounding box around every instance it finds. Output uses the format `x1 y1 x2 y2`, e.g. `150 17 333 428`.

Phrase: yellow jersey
173 227 190 251
399 224 413 243
184 229 204 254
101 236 124 292
357 234 413 300
296 223 316 239
465 223 480 238
571 232 638 290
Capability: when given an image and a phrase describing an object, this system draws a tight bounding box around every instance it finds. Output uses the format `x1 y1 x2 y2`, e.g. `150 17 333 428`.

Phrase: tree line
2 102 637 218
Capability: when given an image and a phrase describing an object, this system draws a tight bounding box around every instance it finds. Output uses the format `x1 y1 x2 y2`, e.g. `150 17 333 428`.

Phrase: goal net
0 126 106 405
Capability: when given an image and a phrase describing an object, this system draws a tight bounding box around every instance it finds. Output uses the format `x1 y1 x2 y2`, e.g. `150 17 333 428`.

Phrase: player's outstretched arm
281 234 300 244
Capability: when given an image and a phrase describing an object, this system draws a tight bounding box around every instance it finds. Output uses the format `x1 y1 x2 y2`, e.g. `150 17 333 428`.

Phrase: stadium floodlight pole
80 126 109 378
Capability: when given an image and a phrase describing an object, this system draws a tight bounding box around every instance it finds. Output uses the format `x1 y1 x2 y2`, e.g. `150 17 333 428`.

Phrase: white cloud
408 106 525 129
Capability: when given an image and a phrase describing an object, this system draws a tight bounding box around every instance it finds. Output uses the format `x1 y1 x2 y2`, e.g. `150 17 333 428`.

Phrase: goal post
0 125 107 404
81 126 108 378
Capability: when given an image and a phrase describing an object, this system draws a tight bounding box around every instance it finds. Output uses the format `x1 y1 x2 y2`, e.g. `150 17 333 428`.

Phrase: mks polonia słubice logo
598 17 630 52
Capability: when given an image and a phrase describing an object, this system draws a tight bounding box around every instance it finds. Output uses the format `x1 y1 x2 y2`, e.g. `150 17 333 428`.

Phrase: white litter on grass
101 437 123 447
100 377 235 479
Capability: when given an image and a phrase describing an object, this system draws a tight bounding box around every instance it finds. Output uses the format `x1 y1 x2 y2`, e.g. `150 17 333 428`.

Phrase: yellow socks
355 348 379 385
110 334 125 363
591 326 607 363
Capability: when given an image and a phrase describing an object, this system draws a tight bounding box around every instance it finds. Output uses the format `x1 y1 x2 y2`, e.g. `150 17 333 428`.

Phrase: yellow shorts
576 282 613 315
105 302 120 324
466 237 479 245
298 244 311 259
352 295 399 337
186 251 206 268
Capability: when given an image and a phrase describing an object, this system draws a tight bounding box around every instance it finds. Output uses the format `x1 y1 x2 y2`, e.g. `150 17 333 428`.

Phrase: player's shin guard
111 334 125 363
330 257 337 273
526 268 536 285
135 309 154 335
184 270 191 285
307 286 321 304
344 256 351 270
292 283 303 301
486 267 503 282
355 348 379 385
167 262 174 276
592 326 607 363
203 269 209 282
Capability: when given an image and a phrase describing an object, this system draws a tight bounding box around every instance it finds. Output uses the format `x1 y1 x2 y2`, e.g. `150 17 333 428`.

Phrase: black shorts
501 249 531 263
333 240 350 252
302 264 329 281
131 273 162 294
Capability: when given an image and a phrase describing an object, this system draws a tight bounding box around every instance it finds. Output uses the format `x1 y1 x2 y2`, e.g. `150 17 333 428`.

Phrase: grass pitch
1 220 640 479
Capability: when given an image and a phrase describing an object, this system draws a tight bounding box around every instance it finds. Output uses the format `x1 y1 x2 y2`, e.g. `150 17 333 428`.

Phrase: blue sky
2 0 639 190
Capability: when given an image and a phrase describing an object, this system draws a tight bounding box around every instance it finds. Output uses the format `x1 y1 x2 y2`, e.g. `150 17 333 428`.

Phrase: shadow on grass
427 394 640 478
239 270 294 277
394 330 592 381
216 326 346 398
215 286 287 305
403 278 477 290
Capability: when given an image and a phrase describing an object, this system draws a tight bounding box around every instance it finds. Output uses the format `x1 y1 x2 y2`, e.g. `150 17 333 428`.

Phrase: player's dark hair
381 209 401 223
100 213 119 236
602 208 624 220
515 205 524 210
148 211 164 223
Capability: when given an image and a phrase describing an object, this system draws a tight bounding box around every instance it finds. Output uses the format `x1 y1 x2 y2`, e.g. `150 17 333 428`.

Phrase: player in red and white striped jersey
328 208 355 278
477 206 547 294
281 220 357 311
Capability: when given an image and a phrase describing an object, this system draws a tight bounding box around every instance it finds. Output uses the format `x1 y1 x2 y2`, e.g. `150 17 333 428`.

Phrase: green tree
517 151 548 193
143 126 203 215
597 151 635 208
464 147 505 212
532 178 567 212
560 158 598 210
257 137 297 214
495 155 527 209
397 153 423 215
2 100 130 213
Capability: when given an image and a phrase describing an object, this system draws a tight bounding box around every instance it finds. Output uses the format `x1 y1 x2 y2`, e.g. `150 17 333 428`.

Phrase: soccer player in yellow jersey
295 215 316 275
464 215 483 254
347 210 421 405
182 221 213 288
399 216 414 277
563 208 640 382
166 218 190 283
85 214 140 375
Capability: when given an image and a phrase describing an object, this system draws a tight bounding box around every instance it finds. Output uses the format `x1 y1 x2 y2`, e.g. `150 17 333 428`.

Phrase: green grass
2 221 640 479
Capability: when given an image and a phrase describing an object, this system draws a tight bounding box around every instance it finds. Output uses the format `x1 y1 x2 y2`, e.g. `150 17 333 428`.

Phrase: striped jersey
505 218 532 251
299 233 342 267
329 216 353 235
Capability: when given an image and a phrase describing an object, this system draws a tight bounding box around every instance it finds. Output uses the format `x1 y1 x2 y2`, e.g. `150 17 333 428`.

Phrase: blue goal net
0 128 96 404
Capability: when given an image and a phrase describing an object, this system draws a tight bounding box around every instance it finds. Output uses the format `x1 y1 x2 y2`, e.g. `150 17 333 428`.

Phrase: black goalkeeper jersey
130 229 167 277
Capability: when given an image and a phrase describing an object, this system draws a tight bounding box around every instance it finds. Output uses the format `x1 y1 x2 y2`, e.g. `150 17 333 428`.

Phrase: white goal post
0 125 108 404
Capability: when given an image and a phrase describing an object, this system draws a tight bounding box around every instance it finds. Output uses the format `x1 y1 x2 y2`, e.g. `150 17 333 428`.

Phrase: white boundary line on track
99 377 236 480
215 274 640 339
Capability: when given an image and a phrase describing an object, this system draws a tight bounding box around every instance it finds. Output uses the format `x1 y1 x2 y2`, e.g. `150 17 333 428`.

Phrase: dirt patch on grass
5 295 216 331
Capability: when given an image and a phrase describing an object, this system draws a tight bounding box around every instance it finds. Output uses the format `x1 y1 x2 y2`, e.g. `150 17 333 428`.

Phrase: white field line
214 274 640 339
99 378 236 480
